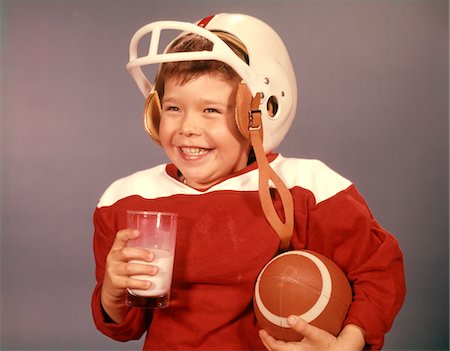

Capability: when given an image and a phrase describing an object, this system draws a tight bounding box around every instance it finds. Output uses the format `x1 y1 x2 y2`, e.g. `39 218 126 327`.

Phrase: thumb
287 316 322 340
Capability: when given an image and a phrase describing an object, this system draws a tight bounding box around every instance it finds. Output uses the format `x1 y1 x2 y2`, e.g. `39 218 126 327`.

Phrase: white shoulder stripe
97 164 194 208
97 156 352 208
272 156 352 204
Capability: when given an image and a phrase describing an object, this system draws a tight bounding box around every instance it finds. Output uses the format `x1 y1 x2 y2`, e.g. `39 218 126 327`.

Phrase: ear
143 90 162 144
235 82 263 142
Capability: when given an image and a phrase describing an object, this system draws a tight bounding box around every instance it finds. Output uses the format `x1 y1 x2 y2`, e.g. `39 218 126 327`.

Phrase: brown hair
154 31 249 98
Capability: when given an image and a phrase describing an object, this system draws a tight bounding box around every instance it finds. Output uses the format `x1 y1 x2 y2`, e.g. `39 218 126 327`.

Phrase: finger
107 260 157 285
105 250 156 288
107 259 158 285
287 316 323 341
126 277 152 290
108 274 152 291
259 329 287 351
259 330 275 351
111 229 140 250
116 246 155 263
121 261 159 277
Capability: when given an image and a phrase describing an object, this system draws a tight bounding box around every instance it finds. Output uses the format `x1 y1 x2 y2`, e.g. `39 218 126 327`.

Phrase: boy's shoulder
97 164 170 208
274 155 353 204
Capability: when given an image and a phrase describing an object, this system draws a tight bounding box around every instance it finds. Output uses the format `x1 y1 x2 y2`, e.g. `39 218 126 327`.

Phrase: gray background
1 0 448 350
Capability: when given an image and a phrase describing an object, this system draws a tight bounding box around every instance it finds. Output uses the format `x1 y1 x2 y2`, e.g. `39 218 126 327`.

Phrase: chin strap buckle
249 109 262 131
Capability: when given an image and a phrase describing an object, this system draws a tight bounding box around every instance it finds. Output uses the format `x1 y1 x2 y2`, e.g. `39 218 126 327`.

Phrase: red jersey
91 154 405 350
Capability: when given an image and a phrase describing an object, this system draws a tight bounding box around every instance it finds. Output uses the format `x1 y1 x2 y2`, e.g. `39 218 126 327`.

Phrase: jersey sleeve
293 184 406 350
91 205 152 341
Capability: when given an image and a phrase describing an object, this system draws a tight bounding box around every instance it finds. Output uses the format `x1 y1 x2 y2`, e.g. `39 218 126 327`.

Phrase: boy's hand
100 229 158 322
259 317 365 351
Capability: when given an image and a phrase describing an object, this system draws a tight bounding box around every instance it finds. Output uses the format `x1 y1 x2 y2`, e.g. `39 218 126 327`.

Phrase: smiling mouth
180 147 210 156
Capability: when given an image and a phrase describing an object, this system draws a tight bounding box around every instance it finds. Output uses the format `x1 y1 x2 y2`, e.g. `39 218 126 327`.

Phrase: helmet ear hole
267 96 279 118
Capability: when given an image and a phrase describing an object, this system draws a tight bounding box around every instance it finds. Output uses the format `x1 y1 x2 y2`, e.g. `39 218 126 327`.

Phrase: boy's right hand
100 229 158 322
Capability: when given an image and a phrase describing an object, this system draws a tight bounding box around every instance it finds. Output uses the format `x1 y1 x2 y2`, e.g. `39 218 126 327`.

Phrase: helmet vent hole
267 96 279 118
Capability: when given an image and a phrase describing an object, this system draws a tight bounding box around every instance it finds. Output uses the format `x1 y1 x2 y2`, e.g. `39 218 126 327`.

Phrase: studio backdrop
1 1 448 350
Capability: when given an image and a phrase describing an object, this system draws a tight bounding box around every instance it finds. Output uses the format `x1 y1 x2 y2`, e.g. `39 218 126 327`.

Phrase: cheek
221 115 243 140
158 119 171 144
227 123 250 150
159 129 176 159
158 125 175 156
218 127 251 161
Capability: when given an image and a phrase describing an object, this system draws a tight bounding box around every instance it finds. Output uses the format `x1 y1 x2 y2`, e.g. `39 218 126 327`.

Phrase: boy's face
159 73 251 189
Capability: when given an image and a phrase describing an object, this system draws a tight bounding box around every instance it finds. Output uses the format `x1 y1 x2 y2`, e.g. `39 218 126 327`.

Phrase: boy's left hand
259 316 365 351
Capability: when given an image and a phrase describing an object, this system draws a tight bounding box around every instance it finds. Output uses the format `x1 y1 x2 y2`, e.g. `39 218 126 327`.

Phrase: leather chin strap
144 84 294 250
236 83 294 250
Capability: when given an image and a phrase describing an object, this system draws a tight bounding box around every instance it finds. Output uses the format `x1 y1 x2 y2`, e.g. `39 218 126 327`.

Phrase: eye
163 105 180 112
204 108 221 114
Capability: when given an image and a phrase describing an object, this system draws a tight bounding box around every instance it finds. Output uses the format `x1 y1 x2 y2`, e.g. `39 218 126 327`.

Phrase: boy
92 13 405 350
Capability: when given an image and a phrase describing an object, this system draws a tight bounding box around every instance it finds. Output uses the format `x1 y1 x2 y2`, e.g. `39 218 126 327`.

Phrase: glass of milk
126 210 177 308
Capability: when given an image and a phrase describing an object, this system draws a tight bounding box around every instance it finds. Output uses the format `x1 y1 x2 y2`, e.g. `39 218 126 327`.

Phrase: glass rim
126 210 178 218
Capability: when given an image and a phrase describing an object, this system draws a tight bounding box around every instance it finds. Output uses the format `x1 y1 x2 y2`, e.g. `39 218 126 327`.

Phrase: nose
178 110 201 136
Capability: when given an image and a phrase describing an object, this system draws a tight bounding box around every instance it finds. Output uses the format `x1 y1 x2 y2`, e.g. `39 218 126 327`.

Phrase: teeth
181 147 208 155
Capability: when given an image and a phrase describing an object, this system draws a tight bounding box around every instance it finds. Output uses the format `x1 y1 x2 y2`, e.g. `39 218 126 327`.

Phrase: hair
154 31 249 98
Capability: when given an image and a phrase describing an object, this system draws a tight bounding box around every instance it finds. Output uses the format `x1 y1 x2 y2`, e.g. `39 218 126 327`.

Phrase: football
254 250 352 341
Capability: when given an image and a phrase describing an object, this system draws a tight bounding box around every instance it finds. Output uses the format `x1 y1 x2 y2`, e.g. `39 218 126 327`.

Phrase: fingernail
288 316 298 325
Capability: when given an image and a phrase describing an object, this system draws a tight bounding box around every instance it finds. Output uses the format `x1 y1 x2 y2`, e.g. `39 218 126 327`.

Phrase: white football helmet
126 13 297 152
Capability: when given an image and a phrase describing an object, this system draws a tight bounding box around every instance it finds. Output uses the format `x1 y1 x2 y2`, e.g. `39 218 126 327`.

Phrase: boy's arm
292 185 406 349
91 208 151 341
91 282 150 341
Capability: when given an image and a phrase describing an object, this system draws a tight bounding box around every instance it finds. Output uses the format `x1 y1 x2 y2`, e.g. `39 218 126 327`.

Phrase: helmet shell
200 14 297 151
